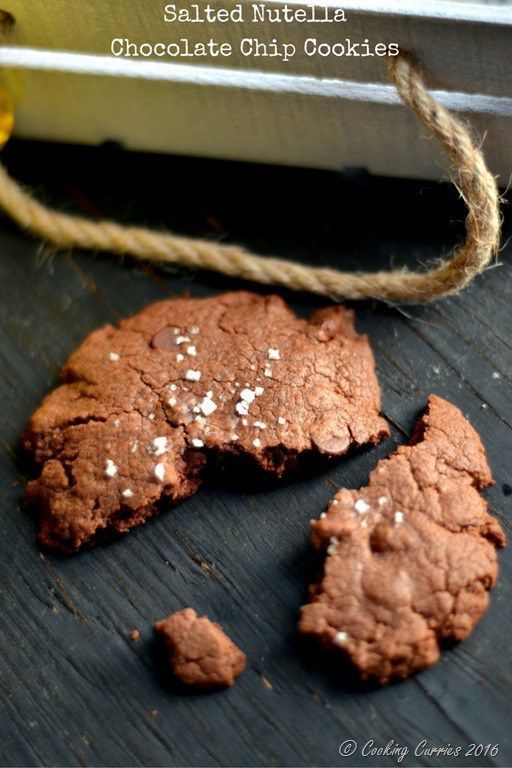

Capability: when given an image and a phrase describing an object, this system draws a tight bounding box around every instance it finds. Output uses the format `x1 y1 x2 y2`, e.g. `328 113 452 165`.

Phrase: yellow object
0 79 14 148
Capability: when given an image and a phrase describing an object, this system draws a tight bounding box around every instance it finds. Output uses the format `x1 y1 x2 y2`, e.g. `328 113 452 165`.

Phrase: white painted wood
4 60 511 183
0 1 510 181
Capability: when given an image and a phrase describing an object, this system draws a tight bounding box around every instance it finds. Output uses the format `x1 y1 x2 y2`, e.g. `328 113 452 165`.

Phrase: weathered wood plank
0 139 510 767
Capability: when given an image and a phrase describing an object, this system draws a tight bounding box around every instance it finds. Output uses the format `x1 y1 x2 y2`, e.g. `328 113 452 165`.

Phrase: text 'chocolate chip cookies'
23 291 388 553
299 396 506 684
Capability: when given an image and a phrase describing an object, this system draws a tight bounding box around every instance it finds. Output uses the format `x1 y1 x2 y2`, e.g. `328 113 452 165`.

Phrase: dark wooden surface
0 140 511 768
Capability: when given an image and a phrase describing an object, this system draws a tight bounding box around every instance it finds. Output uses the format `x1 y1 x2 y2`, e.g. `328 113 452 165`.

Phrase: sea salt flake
154 463 165 481
186 345 197 357
354 499 370 514
394 511 404 524
240 388 256 404
241 418 248 426
255 386 264 396
236 402 249 416
277 416 286 425
492 371 501 379
109 352 120 362
122 489 133 498
149 436 168 456
168 397 177 407
105 459 118 477
252 438 261 448
200 396 217 416
231 434 239 441
176 353 184 362
268 348 280 360
175 336 190 345
253 421 266 429
327 536 339 555
185 369 201 381
169 384 177 391
334 631 348 646
191 438 204 448
190 326 200 335
378 496 388 506
264 368 272 377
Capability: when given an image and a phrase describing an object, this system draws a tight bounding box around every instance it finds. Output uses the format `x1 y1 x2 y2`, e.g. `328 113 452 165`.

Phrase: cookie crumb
129 629 140 642
154 608 246 689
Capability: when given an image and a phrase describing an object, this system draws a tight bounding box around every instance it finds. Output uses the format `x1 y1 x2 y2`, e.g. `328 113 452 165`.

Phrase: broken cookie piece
23 291 388 552
154 608 246 689
299 395 506 685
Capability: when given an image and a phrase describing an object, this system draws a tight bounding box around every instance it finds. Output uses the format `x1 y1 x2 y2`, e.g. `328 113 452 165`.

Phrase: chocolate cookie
154 608 246 689
23 291 388 552
299 395 506 685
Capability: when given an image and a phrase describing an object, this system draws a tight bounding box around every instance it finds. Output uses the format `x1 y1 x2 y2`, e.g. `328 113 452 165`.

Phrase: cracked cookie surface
299 395 506 685
154 608 246 689
23 291 388 552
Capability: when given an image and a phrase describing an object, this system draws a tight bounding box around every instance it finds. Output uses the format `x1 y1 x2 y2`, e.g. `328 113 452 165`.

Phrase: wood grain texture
0 139 511 768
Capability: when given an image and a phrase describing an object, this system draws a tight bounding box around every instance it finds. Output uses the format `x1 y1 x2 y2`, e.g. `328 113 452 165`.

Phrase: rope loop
0 49 500 303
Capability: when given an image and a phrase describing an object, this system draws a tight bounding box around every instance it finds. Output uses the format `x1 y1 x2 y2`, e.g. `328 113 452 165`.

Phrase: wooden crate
1 0 511 180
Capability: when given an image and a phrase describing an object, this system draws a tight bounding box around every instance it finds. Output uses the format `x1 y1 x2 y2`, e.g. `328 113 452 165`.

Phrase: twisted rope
0 52 500 303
